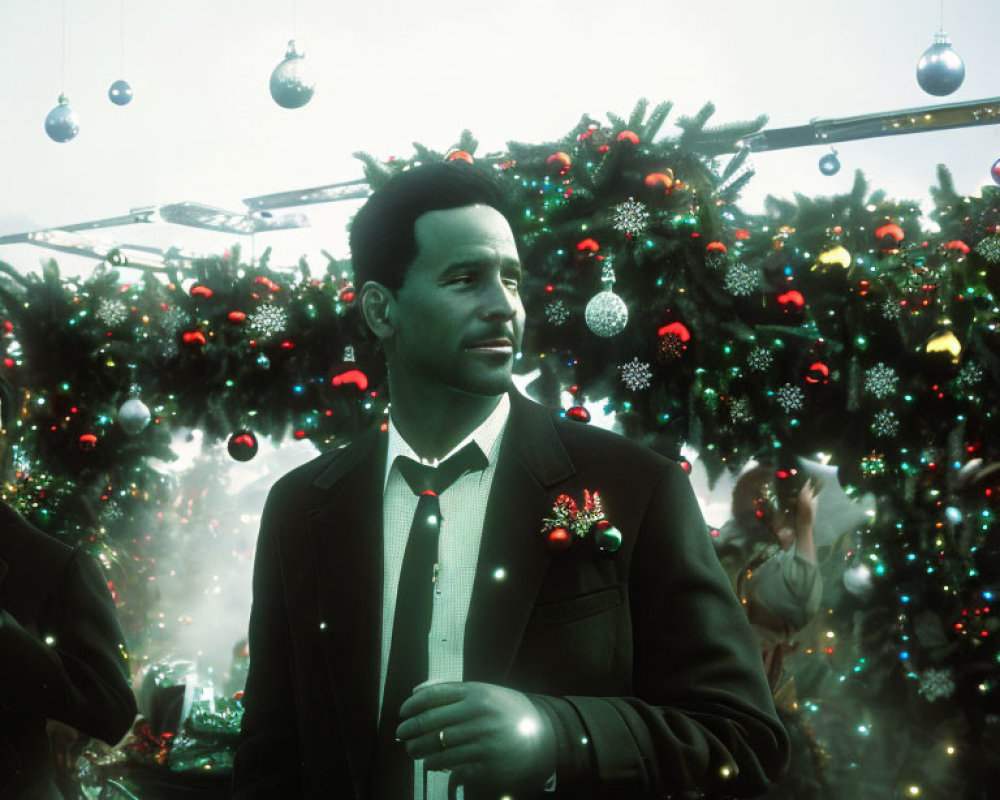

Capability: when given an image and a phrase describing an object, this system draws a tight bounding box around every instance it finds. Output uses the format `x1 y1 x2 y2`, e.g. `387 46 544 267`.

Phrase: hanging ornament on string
270 40 315 109
228 429 259 462
108 79 133 106
990 156 1000 186
108 0 132 104
45 93 79 143
47 1 78 142
818 149 840 176
116 384 151 436
585 260 628 338
916 31 965 96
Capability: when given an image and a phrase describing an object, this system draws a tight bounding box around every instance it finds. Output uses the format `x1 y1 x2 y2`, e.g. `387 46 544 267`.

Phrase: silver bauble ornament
108 79 133 106
44 93 80 143
117 395 151 435
585 290 628 337
916 31 965 96
818 151 840 176
842 562 874 597
269 40 315 109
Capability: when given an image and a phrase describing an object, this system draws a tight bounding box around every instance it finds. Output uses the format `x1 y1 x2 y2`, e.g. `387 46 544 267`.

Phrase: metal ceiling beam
740 96 1000 152
242 179 371 212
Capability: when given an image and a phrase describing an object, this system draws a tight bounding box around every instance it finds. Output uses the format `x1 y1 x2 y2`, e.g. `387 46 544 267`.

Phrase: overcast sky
1 0 997 278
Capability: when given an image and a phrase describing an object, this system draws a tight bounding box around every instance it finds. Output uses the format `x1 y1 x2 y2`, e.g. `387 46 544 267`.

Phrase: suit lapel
306 427 386 798
302 390 577 791
464 390 577 683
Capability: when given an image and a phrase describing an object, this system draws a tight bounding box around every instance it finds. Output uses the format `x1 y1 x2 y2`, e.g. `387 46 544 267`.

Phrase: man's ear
360 281 395 339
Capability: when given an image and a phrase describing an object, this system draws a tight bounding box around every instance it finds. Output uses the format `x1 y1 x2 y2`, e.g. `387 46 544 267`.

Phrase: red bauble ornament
227 430 259 462
546 152 572 176
78 433 98 451
182 331 207 346
644 170 675 193
943 240 971 254
190 285 214 299
566 406 591 423
991 157 1000 186
777 290 805 308
546 526 572 552
805 362 831 384
578 124 612 151
254 276 282 292
875 223 905 245
705 241 728 254
616 130 640 145
447 150 474 163
576 238 600 252
228 311 247 322
339 285 355 303
657 321 691 341
329 367 368 391
577 123 600 142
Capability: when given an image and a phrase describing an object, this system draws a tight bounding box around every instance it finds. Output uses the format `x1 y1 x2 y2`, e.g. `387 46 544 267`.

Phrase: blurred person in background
0 378 137 799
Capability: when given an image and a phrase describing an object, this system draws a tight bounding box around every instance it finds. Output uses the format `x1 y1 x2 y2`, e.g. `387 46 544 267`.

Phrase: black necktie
372 440 489 800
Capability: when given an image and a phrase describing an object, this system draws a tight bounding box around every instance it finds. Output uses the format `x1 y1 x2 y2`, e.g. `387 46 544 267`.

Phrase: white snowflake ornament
611 197 649 237
619 358 653 391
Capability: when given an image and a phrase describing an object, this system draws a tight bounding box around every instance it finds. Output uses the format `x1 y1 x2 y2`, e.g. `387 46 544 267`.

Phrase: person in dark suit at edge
233 162 790 799
0 377 137 798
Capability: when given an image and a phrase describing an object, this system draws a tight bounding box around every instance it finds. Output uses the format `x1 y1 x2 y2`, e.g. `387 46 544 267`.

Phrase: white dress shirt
379 393 511 800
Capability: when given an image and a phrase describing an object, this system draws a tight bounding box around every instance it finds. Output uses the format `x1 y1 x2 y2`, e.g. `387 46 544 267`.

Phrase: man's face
385 204 525 397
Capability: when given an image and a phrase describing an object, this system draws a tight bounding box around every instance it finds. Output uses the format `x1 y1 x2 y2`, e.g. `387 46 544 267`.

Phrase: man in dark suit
0 380 137 798
234 163 789 799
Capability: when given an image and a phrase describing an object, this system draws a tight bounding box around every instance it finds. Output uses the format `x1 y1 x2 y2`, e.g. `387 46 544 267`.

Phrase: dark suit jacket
0 502 137 799
234 389 789 799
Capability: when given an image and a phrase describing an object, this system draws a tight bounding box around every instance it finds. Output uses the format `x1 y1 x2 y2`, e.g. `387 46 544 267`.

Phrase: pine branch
352 151 391 189
721 147 750 182
627 98 649 129
606 111 627 131
643 101 674 142
675 102 717 145
0 261 31 290
457 129 479 154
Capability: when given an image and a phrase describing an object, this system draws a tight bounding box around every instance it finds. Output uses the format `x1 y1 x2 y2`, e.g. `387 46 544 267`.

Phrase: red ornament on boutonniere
540 489 622 555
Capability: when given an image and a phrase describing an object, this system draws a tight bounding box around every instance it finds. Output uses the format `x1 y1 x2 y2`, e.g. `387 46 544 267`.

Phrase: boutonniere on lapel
540 489 622 555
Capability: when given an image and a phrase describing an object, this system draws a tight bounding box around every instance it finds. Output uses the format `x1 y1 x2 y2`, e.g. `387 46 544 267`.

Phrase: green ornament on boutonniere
540 489 621 555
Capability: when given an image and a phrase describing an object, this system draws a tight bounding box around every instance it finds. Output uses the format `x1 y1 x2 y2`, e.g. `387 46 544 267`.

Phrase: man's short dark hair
349 162 509 295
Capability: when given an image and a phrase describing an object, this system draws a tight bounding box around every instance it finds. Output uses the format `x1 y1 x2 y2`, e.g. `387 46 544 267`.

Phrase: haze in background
0 0 992 678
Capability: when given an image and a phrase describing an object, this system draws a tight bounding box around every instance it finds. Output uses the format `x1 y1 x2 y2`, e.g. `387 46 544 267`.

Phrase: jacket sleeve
233 485 304 798
533 461 790 799
0 549 137 746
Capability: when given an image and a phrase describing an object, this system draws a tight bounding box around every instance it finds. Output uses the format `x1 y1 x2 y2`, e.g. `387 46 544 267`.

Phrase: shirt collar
384 393 511 491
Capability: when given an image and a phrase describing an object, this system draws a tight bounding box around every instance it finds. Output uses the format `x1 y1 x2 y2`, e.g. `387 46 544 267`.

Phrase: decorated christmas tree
1 100 997 797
